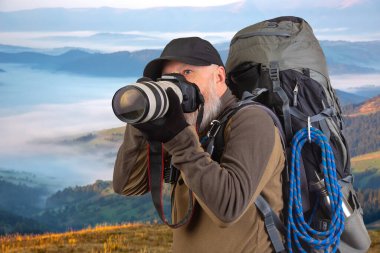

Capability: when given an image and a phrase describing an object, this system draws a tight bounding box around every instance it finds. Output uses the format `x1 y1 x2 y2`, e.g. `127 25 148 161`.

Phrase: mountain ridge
1 40 380 77
344 96 380 116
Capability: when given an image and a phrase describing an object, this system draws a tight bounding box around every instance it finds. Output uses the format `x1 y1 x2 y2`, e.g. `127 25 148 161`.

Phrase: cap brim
143 56 211 80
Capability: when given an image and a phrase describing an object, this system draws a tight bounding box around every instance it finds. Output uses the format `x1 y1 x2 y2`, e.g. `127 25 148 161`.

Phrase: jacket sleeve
113 124 150 195
163 106 284 227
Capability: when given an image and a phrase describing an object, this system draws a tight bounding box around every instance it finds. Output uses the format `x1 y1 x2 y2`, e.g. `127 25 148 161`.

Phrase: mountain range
1 40 380 78
345 95 380 116
335 90 369 106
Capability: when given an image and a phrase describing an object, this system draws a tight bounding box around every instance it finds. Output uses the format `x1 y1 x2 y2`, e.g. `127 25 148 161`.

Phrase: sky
0 0 379 51
0 0 368 11
1 0 241 11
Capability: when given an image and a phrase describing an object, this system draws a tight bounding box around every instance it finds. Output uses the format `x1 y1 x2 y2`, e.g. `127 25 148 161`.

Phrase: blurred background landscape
0 0 379 251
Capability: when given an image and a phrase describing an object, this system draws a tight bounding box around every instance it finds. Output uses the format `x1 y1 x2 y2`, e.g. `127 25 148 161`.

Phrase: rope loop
286 127 345 253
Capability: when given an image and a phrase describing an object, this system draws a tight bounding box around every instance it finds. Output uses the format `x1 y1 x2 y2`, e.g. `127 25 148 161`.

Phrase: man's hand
133 88 189 143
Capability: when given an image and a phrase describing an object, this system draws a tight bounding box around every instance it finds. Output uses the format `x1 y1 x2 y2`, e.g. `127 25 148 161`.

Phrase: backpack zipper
231 31 291 45
293 81 299 107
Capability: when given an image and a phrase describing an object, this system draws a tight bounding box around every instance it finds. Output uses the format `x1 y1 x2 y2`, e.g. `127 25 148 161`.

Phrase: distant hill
0 49 160 77
0 68 5 73
0 168 61 193
344 95 380 116
0 175 161 234
45 180 112 208
342 96 380 156
34 180 161 232
1 40 380 77
343 112 380 156
348 85 380 98
0 208 46 235
335 89 368 106
0 44 99 55
0 179 48 217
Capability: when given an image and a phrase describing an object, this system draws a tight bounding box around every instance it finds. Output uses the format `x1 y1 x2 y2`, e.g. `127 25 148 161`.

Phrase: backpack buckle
207 120 222 138
269 61 280 81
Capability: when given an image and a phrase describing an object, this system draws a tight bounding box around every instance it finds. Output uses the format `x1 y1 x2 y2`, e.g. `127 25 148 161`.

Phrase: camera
112 74 204 124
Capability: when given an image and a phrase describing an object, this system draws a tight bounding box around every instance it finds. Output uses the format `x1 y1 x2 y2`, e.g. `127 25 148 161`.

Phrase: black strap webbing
289 106 336 123
269 61 292 144
255 195 286 253
149 141 195 228
289 106 335 141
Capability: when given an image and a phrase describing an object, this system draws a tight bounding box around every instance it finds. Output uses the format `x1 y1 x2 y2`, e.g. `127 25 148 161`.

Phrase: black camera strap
195 103 205 132
148 141 195 228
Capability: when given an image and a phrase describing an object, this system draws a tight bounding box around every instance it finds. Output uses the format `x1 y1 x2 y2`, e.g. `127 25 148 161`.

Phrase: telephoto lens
112 80 183 124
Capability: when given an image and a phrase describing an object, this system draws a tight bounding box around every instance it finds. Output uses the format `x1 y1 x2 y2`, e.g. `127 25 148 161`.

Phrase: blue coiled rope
286 127 345 253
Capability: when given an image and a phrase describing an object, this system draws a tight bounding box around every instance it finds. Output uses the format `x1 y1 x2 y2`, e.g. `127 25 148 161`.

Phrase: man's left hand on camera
133 88 189 143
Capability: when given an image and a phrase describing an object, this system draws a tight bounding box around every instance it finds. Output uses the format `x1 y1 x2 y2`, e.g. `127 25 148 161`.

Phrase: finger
166 87 181 105
166 88 184 117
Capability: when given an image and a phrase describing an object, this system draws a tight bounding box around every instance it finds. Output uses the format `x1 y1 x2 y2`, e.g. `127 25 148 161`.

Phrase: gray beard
184 87 222 133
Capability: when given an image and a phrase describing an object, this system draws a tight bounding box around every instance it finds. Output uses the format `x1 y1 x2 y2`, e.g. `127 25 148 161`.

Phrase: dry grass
352 150 380 162
0 223 172 253
1 223 379 252
351 150 380 172
369 230 380 253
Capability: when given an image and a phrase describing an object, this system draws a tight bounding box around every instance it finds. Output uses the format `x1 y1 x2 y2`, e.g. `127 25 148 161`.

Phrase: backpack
208 16 370 252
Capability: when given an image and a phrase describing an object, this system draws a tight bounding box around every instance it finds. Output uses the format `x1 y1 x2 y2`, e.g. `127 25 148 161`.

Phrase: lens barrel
112 80 182 124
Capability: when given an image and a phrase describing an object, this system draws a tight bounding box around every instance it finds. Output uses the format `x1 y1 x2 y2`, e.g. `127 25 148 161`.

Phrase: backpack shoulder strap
255 195 286 253
207 93 286 163
204 94 287 253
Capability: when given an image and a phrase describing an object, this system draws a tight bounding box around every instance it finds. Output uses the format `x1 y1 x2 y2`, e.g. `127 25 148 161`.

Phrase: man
113 37 285 253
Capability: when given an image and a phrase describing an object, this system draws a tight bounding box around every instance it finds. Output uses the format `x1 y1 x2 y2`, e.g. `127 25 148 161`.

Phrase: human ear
214 66 226 85
214 66 227 96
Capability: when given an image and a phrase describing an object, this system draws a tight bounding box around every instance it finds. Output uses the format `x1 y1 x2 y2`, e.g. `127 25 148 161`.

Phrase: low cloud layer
0 99 122 154
0 99 124 186
330 74 380 90
0 31 236 52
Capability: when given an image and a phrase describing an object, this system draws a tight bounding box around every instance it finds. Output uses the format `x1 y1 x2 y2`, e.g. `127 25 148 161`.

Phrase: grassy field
0 223 172 253
369 230 380 253
1 223 379 253
351 150 380 172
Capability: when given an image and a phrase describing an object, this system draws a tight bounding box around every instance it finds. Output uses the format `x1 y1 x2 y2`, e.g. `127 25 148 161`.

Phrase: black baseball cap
143 37 224 80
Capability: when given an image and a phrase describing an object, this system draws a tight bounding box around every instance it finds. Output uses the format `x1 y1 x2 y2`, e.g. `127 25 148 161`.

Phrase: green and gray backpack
209 16 371 252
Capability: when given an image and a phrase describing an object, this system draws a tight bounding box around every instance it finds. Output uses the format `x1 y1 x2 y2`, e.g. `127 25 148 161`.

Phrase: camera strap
148 141 195 228
195 103 204 133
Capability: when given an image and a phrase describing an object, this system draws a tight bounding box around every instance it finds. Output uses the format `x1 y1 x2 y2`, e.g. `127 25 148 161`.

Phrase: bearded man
113 37 285 253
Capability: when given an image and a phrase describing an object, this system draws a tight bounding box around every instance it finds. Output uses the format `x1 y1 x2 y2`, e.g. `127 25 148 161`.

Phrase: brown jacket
113 89 285 253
